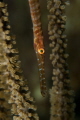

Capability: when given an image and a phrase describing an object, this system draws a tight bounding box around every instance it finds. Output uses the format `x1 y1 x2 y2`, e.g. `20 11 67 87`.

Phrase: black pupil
40 49 43 53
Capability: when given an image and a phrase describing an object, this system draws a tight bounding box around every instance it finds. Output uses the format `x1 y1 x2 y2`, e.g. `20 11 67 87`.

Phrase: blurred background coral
4 0 80 119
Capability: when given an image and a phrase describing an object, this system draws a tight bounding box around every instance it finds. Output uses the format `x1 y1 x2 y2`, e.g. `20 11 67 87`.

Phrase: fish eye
38 48 45 54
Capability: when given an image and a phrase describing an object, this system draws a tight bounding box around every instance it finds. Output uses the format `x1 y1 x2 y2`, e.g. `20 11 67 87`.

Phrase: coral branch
47 0 75 120
0 1 39 120
0 2 12 120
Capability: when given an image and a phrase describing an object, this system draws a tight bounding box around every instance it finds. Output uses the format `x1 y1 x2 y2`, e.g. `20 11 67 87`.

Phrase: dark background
4 0 80 120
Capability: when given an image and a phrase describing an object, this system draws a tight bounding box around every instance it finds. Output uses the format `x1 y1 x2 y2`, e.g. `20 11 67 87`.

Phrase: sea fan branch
47 0 75 120
0 1 39 120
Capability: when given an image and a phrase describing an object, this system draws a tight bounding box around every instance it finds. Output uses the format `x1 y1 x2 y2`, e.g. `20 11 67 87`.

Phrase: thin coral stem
0 1 39 120
47 0 75 120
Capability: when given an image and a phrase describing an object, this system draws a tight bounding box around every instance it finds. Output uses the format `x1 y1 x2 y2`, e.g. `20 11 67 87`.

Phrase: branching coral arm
28 0 47 97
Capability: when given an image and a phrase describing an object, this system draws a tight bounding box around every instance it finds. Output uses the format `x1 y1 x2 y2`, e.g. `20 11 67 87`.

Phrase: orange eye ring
38 48 45 54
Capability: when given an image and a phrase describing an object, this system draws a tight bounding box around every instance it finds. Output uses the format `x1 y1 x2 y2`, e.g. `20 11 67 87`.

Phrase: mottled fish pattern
28 0 47 97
